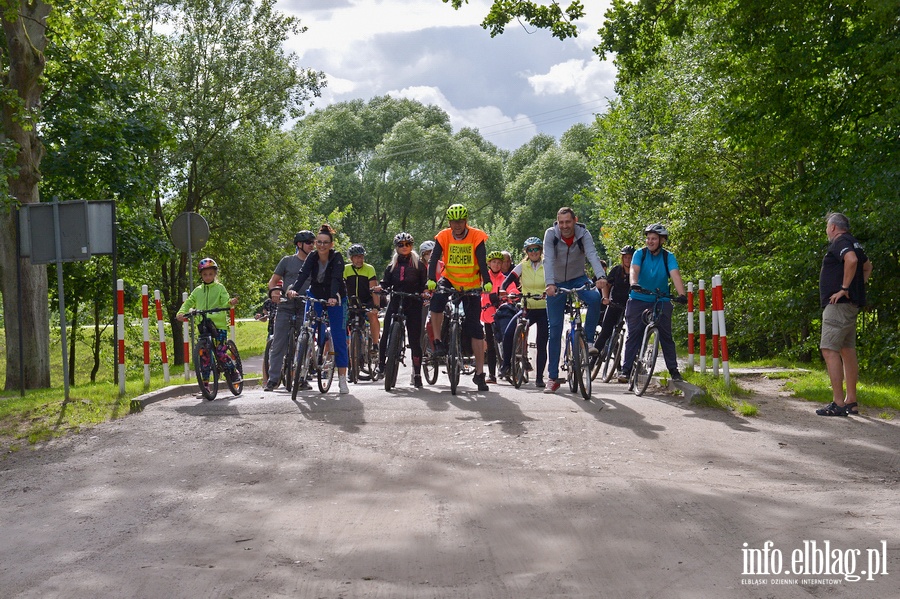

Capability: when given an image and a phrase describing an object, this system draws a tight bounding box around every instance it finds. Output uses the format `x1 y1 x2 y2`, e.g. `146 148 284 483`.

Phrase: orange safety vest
434 227 489 290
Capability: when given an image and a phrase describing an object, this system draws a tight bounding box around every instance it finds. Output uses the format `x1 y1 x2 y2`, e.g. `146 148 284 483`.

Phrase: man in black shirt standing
816 213 873 416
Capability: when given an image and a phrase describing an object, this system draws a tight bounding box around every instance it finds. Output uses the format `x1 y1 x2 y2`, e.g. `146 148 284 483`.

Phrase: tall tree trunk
1 2 53 390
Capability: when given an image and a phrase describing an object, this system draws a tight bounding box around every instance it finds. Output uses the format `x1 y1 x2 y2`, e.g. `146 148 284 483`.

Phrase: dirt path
1 373 897 598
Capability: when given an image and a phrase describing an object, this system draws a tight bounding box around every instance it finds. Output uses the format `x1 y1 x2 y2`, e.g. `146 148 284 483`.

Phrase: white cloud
527 58 617 103
387 86 537 150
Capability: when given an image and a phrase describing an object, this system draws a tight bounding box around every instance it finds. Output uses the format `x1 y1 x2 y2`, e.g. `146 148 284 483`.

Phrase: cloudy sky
278 0 617 151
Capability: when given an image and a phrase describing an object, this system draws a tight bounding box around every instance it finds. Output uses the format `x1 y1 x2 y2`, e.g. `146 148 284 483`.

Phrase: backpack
551 223 586 253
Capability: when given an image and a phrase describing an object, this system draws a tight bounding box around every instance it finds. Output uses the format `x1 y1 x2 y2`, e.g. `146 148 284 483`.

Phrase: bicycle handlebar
556 281 595 295
632 287 687 304
187 307 231 316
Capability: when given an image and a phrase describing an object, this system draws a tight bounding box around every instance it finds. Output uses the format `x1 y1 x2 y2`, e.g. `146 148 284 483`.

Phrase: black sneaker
474 372 489 391
670 371 683 382
413 375 423 388
433 340 448 357
617 371 630 384
299 380 312 391
535 378 545 388
498 365 510 379
263 382 275 392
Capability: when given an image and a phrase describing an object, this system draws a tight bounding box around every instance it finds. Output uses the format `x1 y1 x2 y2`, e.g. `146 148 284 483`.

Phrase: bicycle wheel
193 340 218 400
384 321 403 392
349 329 362 384
600 328 624 383
223 340 244 396
634 327 660 397
575 334 591 400
262 336 273 384
317 330 335 393
448 323 462 395
422 329 439 385
292 331 310 401
511 323 528 389
564 331 577 393
282 333 295 392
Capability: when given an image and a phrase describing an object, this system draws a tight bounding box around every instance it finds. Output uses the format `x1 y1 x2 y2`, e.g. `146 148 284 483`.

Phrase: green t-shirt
343 262 377 303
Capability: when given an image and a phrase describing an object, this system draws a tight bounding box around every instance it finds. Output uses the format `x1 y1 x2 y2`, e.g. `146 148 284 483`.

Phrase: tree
0 0 53 390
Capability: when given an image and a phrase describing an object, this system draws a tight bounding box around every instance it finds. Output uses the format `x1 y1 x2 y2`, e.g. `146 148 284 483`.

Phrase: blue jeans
546 275 602 380
311 299 349 368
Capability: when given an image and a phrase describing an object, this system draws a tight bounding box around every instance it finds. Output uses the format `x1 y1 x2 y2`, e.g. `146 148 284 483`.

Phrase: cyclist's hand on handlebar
426 280 437 291
482 282 492 293
286 289 298 299
675 294 688 305
546 284 557 297
229 296 239 306
176 313 187 322
630 284 642 291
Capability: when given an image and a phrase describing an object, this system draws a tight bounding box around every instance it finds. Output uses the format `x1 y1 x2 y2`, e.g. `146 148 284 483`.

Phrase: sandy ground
1 367 897 598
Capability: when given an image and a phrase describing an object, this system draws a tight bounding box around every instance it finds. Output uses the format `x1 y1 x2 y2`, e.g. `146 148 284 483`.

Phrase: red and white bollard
698 280 707 373
141 286 151 387
711 280 720 377
687 282 695 371
713 274 730 386
182 291 191 380
229 306 236 342
117 279 126 395
154 290 170 384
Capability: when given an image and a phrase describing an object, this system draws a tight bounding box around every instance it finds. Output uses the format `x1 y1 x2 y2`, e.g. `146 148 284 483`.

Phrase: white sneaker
338 377 350 394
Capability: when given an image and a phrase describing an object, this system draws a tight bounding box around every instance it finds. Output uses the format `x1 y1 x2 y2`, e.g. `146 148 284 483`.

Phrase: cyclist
426 203 492 392
543 207 607 394
619 223 688 383
176 258 240 390
497 236 549 387
263 230 314 392
481 250 514 383
593 245 635 366
254 280 281 336
374 232 428 387
286 224 350 394
419 240 441 351
344 243 381 351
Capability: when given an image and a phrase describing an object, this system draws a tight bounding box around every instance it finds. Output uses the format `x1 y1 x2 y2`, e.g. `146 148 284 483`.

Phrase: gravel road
1 367 897 598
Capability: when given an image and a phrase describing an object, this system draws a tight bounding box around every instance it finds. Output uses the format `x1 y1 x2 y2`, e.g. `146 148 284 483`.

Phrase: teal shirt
178 281 231 329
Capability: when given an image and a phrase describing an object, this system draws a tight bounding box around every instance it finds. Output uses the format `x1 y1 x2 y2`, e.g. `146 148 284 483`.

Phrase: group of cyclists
181 202 690 399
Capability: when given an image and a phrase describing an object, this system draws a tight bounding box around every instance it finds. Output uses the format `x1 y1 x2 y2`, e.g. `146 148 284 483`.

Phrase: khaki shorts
820 303 859 351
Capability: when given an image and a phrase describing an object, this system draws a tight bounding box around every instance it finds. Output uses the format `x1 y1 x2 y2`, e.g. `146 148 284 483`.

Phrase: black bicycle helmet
348 243 366 256
620 245 636 255
294 230 315 244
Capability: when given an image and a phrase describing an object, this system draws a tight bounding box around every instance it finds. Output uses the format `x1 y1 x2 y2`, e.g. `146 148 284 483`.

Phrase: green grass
0 320 269 452
677 371 759 416
783 370 900 414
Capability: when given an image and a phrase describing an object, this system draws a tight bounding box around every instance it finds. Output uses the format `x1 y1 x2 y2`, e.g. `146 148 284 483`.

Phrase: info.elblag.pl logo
741 540 890 584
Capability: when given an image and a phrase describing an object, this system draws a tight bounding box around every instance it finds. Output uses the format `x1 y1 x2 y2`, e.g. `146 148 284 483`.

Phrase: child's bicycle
187 307 243 400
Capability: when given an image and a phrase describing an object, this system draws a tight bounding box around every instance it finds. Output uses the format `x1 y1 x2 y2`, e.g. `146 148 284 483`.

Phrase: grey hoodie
542 222 606 285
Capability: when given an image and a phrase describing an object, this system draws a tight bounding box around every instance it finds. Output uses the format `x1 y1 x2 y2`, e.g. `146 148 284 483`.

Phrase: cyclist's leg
545 292 566 380
327 302 349 370
530 308 549 382
500 309 521 372
621 299 649 376
429 280 451 343
576 277 603 343
265 307 292 387
463 295 486 375
405 302 423 376
483 321 496 379
655 302 679 375
367 304 380 346
594 302 623 352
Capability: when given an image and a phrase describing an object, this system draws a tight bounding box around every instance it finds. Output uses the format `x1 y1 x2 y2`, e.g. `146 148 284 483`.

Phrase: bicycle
505 292 545 389
435 288 483 395
347 297 376 384
380 290 424 391
264 297 306 392
591 302 626 383
629 287 682 396
187 307 243 401
291 297 335 400
557 282 594 400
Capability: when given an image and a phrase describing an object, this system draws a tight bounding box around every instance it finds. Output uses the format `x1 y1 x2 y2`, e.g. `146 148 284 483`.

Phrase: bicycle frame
557 283 594 400
292 296 334 399
187 307 243 401
506 292 544 388
434 288 482 395
629 287 674 396
382 290 423 391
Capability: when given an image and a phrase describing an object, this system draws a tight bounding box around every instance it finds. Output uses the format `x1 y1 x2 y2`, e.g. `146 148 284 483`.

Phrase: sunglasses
526 247 542 253
315 240 332 246
396 242 413 248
